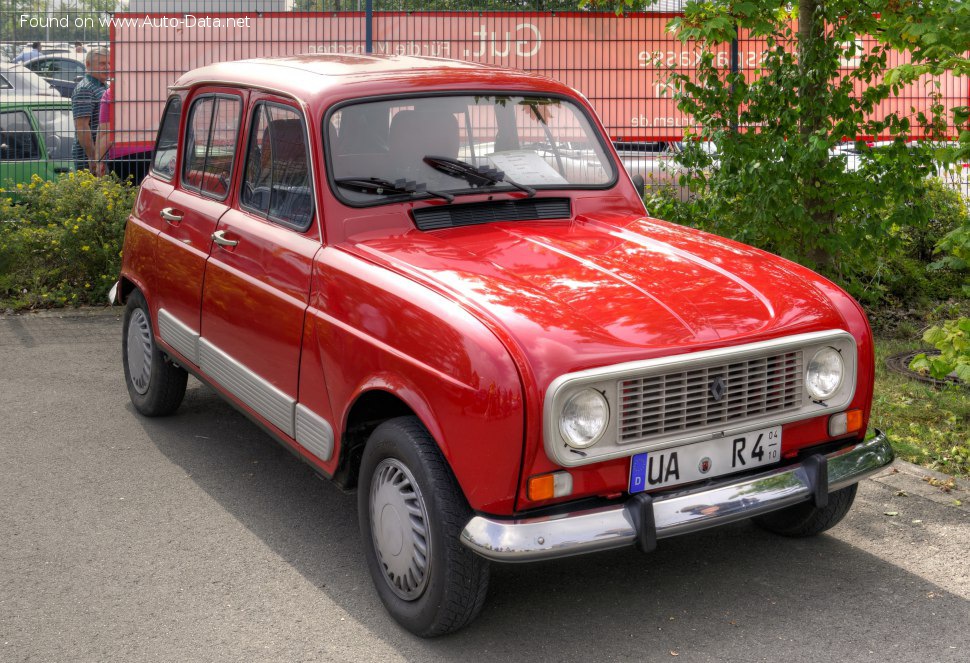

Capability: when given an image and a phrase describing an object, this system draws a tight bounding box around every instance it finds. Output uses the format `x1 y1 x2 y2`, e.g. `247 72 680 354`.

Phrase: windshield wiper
334 177 454 203
423 155 536 197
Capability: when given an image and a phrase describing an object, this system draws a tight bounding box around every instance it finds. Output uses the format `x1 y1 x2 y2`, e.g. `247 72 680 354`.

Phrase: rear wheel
122 290 187 416
358 416 489 637
753 484 858 537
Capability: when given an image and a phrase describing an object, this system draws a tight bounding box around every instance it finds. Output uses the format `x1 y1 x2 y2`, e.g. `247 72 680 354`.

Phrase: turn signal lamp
528 472 573 501
828 409 863 437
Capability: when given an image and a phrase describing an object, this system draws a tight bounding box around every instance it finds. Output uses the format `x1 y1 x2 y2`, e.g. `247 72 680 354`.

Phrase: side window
0 75 11 90
181 95 241 200
241 103 314 230
0 111 40 161
152 96 182 179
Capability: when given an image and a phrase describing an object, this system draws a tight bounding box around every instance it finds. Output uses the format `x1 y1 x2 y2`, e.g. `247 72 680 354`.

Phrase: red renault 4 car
114 54 893 636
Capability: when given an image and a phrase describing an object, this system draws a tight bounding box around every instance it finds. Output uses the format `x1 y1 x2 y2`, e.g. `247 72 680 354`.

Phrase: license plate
628 425 782 494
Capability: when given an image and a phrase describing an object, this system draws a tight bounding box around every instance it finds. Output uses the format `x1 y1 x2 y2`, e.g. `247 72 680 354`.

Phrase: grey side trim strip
295 404 335 462
198 338 295 437
157 308 200 365
461 431 893 562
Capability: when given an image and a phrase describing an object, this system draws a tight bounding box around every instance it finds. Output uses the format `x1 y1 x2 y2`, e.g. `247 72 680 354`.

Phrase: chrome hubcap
370 458 431 601
126 308 153 395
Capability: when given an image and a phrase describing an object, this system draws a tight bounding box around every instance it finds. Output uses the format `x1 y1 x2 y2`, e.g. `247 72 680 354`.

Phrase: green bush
0 172 137 310
647 175 969 306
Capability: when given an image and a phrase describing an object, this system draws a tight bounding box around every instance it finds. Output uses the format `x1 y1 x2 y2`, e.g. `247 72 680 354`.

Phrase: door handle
211 230 239 247
160 207 183 224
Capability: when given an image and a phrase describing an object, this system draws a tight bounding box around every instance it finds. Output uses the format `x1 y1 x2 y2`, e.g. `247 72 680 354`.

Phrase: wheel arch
333 385 446 492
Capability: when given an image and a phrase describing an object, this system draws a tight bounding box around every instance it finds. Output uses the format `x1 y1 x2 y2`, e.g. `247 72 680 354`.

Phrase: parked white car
0 63 60 99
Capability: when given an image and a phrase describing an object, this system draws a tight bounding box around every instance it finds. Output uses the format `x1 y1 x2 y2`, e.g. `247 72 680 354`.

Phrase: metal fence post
730 25 739 133
365 0 373 54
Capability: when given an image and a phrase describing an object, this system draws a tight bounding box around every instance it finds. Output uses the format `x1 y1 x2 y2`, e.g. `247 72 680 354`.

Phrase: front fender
310 247 526 515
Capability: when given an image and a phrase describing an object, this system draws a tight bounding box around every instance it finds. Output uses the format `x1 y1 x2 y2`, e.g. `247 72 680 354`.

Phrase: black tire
753 484 858 537
122 290 187 417
358 416 489 637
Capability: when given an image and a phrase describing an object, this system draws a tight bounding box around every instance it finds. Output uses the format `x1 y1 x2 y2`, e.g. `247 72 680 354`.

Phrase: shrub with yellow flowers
0 172 137 309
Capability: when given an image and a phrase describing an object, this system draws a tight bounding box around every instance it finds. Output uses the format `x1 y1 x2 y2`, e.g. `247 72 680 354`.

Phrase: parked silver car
0 63 60 99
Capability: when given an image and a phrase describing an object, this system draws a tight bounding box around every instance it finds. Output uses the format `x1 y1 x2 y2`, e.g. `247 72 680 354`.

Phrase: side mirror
631 173 645 195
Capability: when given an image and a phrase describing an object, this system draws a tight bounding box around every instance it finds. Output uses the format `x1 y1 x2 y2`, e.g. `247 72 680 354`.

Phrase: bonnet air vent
411 198 572 231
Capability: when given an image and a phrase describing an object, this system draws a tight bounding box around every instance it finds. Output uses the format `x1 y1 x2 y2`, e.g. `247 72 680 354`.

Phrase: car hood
348 213 847 388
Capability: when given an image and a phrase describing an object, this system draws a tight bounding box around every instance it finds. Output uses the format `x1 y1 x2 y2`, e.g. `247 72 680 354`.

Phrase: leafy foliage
661 2 963 295
0 172 136 310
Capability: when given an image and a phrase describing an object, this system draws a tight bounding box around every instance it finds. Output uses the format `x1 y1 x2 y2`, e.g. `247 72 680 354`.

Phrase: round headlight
806 347 844 400
559 389 610 449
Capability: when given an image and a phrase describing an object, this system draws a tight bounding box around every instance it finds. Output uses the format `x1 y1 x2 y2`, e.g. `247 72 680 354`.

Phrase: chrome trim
295 404 335 462
461 431 892 562
198 338 295 437
157 308 200 365
544 330 857 467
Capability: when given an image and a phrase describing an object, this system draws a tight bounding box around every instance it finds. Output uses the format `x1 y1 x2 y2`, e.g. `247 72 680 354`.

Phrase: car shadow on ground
137 380 967 662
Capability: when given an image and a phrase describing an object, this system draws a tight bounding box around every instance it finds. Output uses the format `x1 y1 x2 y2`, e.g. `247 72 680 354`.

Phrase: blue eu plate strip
629 452 648 494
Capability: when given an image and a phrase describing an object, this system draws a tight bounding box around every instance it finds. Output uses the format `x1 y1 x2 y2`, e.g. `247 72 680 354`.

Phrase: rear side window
181 94 241 200
0 111 40 160
152 96 182 179
240 103 314 230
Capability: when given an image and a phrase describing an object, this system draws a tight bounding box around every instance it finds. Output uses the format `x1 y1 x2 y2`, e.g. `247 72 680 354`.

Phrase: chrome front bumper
460 431 893 562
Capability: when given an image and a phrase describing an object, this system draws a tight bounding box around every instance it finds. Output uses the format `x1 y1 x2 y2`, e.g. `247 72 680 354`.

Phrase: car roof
0 95 72 106
29 54 85 63
171 54 573 105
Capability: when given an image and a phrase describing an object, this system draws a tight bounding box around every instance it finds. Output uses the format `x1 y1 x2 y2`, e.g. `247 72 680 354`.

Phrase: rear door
199 97 321 440
152 90 245 366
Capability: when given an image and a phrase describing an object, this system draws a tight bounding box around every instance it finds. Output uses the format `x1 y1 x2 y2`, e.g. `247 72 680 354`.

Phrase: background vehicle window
51 59 84 82
152 96 182 179
33 109 75 160
182 95 240 199
0 111 40 161
0 75 11 90
241 104 313 229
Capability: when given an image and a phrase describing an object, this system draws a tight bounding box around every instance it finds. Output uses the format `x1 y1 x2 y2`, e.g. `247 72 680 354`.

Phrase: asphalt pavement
1 309 967 663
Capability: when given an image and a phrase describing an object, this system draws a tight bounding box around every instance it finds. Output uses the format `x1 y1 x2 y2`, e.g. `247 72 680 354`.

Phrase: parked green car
1 96 74 190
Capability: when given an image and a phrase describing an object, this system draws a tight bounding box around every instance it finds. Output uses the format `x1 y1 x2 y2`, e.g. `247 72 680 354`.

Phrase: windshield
327 94 615 204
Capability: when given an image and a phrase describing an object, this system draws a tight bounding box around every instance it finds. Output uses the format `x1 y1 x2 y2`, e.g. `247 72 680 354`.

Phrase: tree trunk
799 0 836 271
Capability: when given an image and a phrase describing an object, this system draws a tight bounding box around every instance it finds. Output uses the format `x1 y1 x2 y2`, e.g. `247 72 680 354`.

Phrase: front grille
618 351 803 444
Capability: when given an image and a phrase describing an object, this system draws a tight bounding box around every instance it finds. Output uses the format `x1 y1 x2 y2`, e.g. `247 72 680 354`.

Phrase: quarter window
181 95 241 199
0 111 40 161
241 103 314 230
152 96 182 179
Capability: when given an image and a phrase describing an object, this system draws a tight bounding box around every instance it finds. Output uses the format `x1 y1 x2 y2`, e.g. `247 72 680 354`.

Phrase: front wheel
753 484 858 537
358 417 489 637
122 290 187 416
